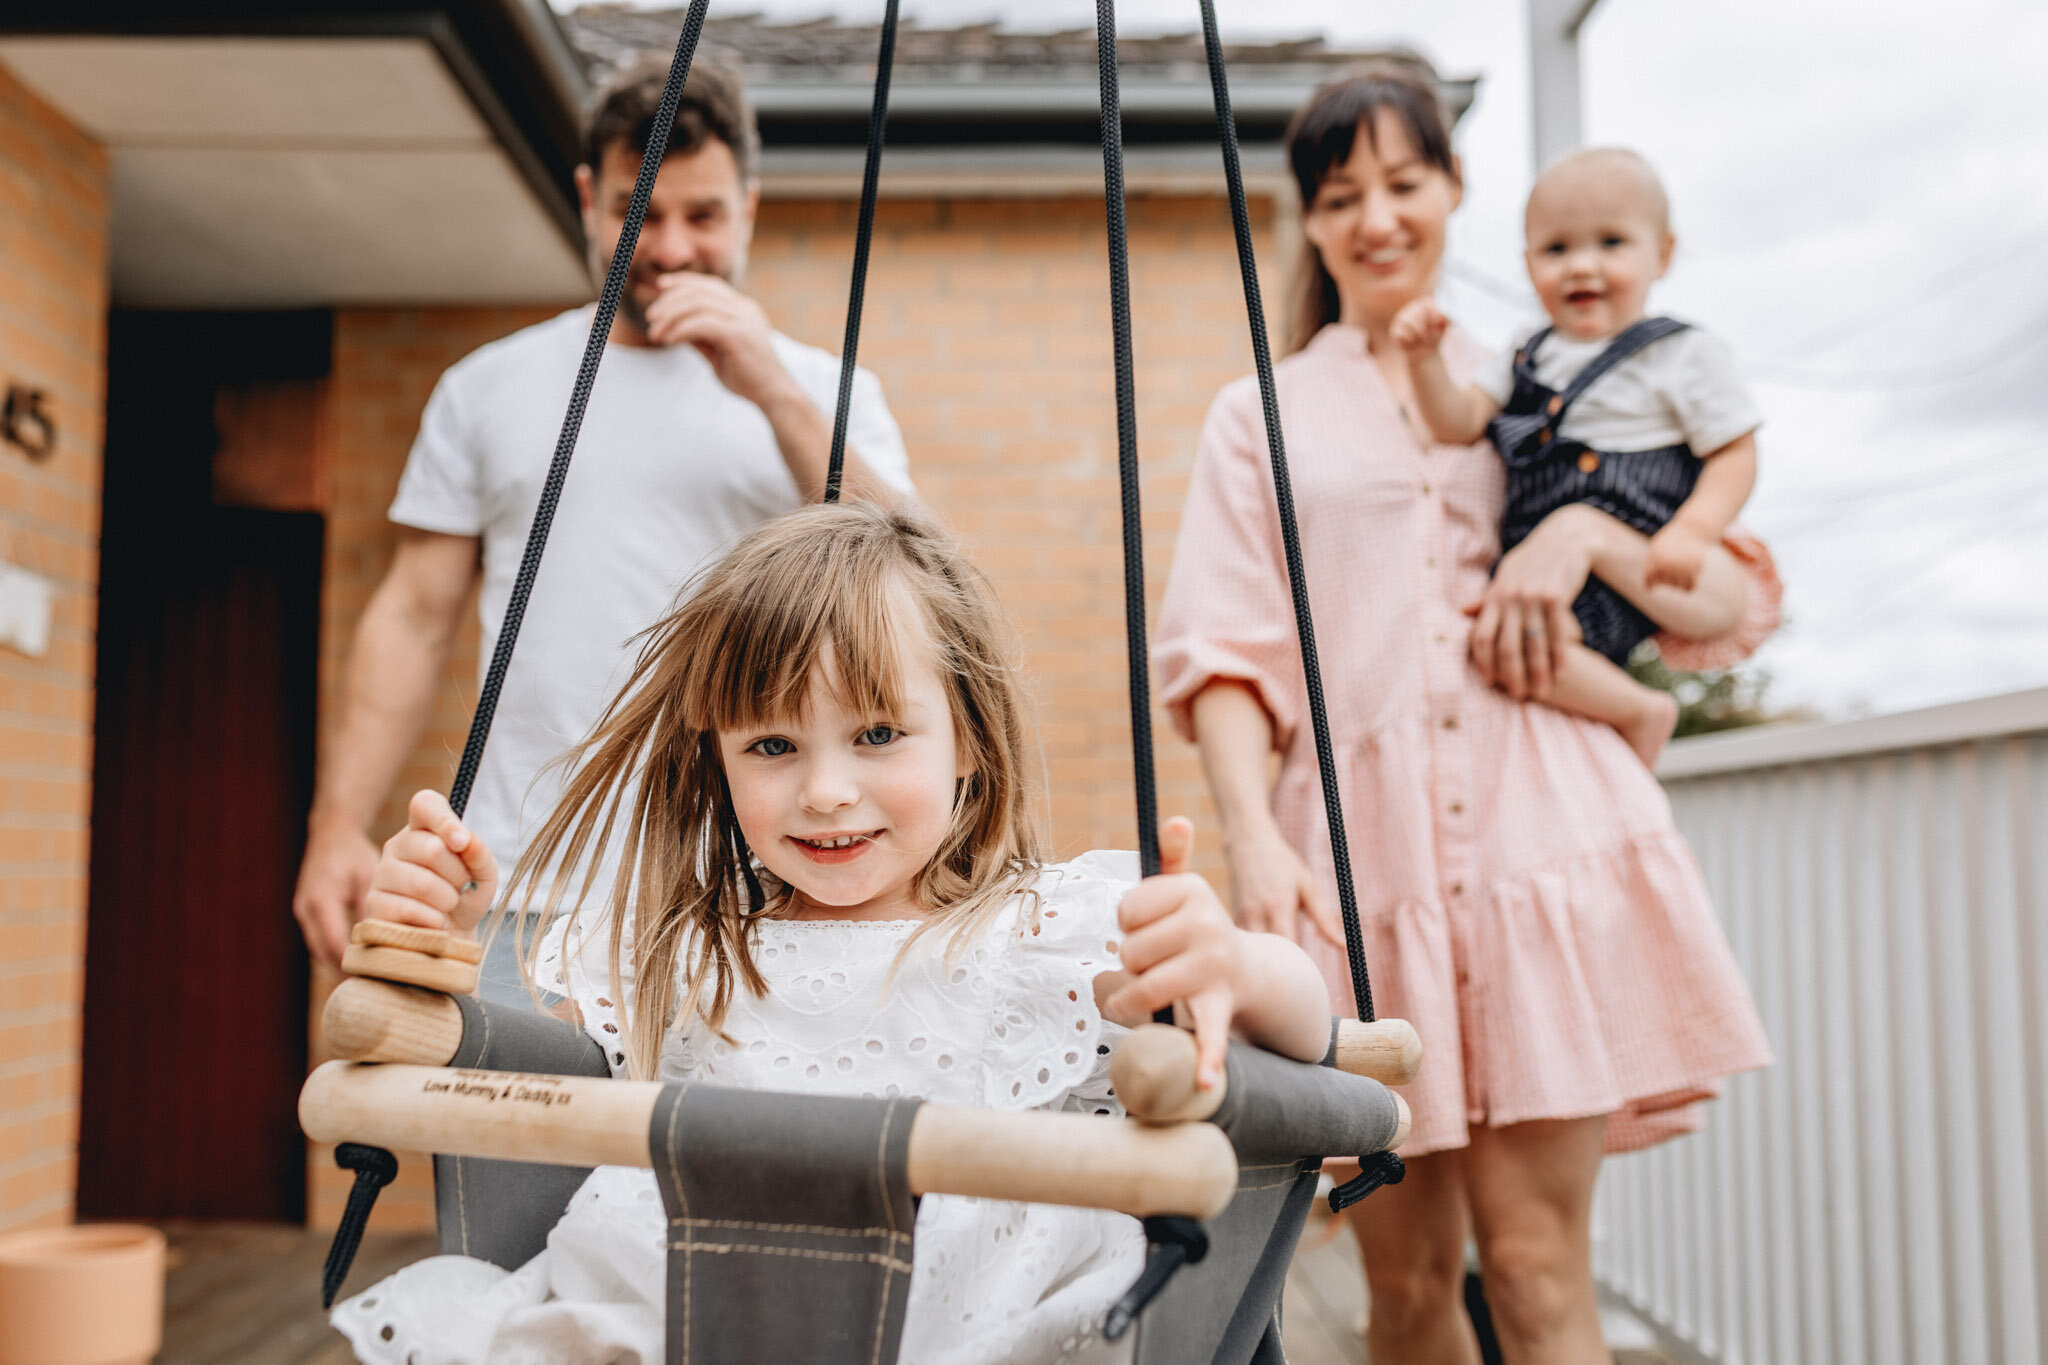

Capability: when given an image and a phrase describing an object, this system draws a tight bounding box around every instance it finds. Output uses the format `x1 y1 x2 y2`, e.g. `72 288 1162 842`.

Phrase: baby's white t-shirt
388 308 913 875
1477 322 1762 456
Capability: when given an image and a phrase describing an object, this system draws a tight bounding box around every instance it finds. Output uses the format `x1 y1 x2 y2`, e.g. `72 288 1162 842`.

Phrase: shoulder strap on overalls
1549 316 1690 420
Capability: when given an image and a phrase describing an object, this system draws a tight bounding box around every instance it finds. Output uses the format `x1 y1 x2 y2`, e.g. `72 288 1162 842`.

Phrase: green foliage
1626 648 1811 738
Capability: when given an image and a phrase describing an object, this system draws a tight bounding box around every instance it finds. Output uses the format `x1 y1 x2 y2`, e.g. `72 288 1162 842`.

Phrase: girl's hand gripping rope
362 789 500 937
1104 817 1333 1091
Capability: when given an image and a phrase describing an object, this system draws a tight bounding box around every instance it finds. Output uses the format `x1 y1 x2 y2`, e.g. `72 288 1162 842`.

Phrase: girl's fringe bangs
697 555 930 733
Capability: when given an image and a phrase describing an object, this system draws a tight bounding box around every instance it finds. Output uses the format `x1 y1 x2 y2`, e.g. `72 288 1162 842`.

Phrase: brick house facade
0 58 107 1231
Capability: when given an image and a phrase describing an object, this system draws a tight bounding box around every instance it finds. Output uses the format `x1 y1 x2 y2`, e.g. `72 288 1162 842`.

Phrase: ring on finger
1524 620 1547 637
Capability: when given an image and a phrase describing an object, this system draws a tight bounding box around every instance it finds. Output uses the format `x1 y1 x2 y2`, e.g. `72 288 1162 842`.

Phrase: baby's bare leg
1586 522 1746 639
1547 643 1679 768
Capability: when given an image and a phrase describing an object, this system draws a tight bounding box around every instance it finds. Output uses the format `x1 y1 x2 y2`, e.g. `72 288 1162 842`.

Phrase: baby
1394 147 1760 765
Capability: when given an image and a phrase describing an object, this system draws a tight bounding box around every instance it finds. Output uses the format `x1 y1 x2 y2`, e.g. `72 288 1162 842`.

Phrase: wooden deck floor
159 1222 436 1365
158 1216 1677 1363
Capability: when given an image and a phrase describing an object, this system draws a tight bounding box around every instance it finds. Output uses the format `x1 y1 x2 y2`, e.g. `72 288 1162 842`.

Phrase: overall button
1577 451 1601 474
1547 394 1563 415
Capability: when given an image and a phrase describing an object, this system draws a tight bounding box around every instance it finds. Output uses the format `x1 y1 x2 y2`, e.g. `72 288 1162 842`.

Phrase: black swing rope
324 0 904 1306
448 0 714 819
824 0 899 503
1190 0 1404 1214
322 0 715 1309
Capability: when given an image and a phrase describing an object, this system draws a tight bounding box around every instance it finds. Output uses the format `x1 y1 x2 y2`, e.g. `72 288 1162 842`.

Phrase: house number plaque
2 383 55 461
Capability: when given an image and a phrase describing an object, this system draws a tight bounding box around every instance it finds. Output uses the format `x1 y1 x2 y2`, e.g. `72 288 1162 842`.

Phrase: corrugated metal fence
1595 687 2048 1365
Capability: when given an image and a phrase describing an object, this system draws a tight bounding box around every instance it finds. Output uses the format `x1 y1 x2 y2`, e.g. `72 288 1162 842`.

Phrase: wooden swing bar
299 1059 1241 1219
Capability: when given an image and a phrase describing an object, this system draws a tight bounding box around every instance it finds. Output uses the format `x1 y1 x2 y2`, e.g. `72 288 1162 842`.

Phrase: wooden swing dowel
1112 1023 1413 1148
299 1061 1238 1220
322 976 465 1066
1332 1018 1423 1087
905 1106 1236 1219
1111 1023 1225 1124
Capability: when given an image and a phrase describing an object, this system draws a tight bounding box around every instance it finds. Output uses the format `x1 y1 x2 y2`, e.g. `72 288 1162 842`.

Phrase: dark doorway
77 311 330 1221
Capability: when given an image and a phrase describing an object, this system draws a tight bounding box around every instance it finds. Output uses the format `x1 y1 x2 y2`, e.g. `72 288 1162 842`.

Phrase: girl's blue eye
750 736 794 757
859 725 899 747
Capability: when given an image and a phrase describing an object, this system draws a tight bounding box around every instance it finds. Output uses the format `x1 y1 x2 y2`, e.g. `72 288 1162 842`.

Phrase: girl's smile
789 829 883 862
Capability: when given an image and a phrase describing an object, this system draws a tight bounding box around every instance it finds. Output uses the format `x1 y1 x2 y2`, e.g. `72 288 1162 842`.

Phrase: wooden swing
302 1 1425 1359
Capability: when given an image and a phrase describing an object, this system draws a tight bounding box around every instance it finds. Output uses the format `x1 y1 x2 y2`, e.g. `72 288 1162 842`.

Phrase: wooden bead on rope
340 920 482 996
1112 1023 1413 1148
323 976 464 1066
1332 1018 1423 1087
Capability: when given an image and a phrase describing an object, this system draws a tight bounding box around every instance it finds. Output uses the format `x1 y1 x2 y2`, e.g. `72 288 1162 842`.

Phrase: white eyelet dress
332 852 1145 1365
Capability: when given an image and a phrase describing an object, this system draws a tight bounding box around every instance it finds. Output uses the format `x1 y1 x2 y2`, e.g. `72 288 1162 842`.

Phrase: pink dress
1153 324 1773 1155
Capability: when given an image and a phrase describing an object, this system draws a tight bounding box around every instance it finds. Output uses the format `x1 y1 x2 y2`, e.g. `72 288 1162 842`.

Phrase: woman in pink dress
1153 66 1773 1364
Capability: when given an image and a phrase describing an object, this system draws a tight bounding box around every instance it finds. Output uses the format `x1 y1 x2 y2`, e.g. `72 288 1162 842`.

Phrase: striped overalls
1488 317 1701 665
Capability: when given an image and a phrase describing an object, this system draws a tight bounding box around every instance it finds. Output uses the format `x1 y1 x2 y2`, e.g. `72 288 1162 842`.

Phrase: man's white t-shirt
389 307 913 875
1477 323 1762 455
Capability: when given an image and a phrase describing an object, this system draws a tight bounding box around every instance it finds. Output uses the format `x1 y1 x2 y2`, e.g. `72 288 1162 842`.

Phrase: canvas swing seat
302 2 1425 1360
304 976 1417 1363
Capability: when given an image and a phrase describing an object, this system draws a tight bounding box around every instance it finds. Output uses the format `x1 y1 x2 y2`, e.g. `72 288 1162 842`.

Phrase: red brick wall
0 61 108 1233
306 195 1286 1227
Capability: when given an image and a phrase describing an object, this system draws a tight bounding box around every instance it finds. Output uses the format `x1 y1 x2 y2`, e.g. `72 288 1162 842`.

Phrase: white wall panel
1598 693 2048 1364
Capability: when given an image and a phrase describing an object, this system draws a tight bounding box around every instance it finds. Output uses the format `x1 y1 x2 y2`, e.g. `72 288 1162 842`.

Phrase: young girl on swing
333 502 1334 1365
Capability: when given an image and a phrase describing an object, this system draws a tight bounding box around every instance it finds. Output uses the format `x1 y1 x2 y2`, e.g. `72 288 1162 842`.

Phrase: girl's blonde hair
499 502 1046 1078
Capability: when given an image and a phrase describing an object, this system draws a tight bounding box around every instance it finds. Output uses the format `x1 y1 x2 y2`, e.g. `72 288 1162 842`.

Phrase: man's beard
590 250 738 336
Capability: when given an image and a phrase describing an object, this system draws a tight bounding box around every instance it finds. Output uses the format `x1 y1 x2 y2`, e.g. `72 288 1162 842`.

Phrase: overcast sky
561 0 2048 721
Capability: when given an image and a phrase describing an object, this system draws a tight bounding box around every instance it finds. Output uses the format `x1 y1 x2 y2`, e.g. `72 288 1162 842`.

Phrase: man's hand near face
641 271 799 412
638 267 906 507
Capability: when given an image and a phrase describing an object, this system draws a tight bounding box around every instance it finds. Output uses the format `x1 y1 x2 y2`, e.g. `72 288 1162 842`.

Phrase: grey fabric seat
433 997 1401 1365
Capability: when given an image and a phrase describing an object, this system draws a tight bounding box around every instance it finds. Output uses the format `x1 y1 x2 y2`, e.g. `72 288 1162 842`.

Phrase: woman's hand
1467 503 1610 700
1107 818 1333 1088
1222 823 1342 946
362 789 500 936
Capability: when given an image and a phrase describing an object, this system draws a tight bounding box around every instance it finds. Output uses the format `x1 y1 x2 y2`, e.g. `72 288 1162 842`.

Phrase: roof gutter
0 0 590 250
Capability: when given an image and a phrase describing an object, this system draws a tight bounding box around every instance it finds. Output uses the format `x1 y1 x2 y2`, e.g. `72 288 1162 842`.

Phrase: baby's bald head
1527 147 1671 239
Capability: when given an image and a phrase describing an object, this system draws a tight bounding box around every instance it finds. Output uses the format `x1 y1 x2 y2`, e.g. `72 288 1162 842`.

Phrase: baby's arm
1646 432 1757 591
362 788 500 937
1391 300 1500 445
1101 817 1332 1088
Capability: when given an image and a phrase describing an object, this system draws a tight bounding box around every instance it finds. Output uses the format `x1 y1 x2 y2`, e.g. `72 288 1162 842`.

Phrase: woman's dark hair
1283 59 1458 353
584 58 760 185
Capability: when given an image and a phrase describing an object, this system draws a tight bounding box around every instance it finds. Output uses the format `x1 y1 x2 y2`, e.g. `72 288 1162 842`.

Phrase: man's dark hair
583 58 759 184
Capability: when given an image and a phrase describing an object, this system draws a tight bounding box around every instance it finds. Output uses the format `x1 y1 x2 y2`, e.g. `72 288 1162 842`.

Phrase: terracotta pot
0 1224 166 1365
